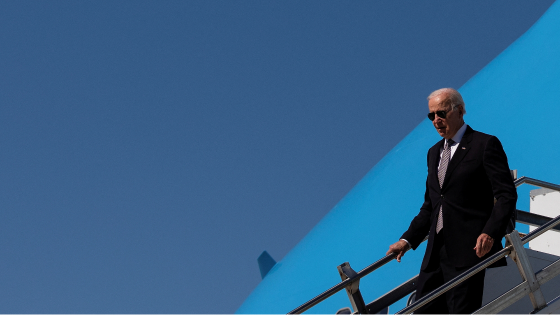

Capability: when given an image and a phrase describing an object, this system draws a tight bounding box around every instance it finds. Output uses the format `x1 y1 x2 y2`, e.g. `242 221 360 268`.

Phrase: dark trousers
415 230 486 314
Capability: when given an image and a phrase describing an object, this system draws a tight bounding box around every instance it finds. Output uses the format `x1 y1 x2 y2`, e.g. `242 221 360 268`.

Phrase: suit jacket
401 125 517 269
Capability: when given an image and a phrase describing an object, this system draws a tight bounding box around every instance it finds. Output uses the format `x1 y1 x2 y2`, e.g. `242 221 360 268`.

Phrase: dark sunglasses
427 106 456 121
427 110 449 121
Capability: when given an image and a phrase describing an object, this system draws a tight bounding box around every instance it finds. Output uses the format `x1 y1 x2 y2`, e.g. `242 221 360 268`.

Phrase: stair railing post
337 262 368 314
505 230 548 312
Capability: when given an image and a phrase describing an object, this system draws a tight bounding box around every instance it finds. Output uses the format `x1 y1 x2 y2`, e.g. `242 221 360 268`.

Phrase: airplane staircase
288 174 560 314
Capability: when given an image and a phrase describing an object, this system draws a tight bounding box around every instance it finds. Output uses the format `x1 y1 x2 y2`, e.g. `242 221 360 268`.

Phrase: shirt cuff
400 239 411 249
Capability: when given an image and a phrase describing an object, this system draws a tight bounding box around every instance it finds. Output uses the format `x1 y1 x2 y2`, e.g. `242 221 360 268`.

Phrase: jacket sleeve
401 151 433 249
481 136 518 240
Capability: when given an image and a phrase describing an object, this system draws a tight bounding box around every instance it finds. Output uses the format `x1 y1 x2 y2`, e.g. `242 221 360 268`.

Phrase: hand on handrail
473 233 494 258
386 240 410 262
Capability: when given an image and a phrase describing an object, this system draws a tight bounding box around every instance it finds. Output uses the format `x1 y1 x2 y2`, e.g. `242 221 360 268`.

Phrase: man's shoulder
465 127 507 156
469 127 492 137
468 128 500 143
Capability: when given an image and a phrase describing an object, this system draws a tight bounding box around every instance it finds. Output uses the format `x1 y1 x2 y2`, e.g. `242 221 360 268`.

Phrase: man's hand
386 240 410 262
474 233 494 258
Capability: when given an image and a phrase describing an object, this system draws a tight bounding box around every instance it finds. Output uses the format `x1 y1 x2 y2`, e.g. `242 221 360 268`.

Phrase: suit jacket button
441 194 444 199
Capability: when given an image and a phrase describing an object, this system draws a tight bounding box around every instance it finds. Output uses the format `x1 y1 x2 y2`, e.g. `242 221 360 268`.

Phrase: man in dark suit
386 88 517 313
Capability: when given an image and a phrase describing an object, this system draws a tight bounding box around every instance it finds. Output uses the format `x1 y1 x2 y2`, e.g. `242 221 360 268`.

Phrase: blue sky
0 1 554 313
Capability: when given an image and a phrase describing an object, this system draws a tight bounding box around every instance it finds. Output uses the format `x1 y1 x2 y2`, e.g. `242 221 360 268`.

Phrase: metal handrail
396 213 560 314
514 176 560 191
288 255 395 314
288 237 428 314
520 213 560 244
517 210 560 232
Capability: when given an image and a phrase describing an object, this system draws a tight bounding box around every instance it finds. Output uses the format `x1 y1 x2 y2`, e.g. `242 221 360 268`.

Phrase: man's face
428 94 464 139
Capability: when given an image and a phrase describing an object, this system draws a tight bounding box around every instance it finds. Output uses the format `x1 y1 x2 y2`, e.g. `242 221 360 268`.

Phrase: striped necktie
436 139 455 234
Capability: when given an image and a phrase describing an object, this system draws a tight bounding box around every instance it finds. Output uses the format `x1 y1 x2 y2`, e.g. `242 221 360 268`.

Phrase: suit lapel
442 125 474 189
431 139 445 190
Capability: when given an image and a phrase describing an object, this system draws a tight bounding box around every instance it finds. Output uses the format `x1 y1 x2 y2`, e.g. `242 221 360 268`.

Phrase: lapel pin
462 147 466 149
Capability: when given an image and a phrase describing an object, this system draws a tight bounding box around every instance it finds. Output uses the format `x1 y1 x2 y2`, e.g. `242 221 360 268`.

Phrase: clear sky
0 1 554 313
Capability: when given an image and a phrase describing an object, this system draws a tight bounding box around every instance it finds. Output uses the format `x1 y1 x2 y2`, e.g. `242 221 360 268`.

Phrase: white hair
427 88 466 114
